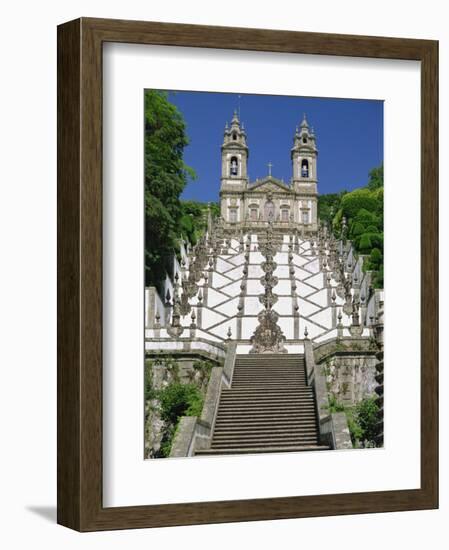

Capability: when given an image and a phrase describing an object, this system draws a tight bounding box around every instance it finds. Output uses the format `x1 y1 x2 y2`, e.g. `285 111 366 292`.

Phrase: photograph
143 90 385 458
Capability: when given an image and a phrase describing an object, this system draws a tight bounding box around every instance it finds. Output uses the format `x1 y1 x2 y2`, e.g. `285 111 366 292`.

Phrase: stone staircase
196 354 329 455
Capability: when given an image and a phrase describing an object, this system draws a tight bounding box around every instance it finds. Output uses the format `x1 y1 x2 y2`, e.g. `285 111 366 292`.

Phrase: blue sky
166 91 383 202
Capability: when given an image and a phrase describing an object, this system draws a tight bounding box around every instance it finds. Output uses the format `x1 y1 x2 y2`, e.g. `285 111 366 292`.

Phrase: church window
281 209 289 222
232 132 237 140
301 210 309 224
230 156 239 176
301 159 309 178
302 137 308 144
229 208 238 223
250 208 258 221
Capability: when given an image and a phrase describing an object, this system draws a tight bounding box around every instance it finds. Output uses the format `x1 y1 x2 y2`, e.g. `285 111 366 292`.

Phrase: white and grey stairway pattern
146 232 372 354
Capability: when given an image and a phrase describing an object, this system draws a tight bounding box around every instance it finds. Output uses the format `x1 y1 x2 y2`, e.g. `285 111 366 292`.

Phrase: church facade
220 111 319 233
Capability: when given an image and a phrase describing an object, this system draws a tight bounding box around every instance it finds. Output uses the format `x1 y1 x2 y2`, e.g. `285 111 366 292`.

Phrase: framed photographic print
57 17 438 531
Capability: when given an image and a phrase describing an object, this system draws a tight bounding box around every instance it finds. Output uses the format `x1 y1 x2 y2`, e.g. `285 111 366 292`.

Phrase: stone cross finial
267 161 273 176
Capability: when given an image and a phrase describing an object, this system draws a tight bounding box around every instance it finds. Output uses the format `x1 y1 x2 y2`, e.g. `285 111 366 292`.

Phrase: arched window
250 208 258 221
230 156 239 176
232 132 237 141
302 136 308 144
301 210 309 224
301 159 309 178
281 209 289 222
229 208 238 223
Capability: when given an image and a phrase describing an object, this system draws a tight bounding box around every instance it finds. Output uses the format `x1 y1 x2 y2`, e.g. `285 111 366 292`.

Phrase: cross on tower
267 161 273 176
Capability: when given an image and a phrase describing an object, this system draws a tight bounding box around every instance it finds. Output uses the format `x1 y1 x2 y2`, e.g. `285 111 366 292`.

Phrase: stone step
219 398 315 406
231 379 307 384
230 388 308 392
218 402 315 412
213 428 317 438
235 360 304 364
195 445 329 455
232 375 305 380
210 438 319 448
215 412 317 420
234 359 305 368
222 388 312 396
220 393 313 404
233 375 306 379
217 412 315 420
215 418 316 429
231 382 306 387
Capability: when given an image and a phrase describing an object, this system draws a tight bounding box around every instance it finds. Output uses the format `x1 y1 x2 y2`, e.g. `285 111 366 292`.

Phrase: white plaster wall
211 271 231 289
309 308 333 328
307 288 329 307
277 317 294 339
246 279 263 295
241 317 260 339
202 307 228 328
274 297 293 315
244 297 263 315
247 265 264 278
207 287 231 307
215 297 240 316
275 279 292 294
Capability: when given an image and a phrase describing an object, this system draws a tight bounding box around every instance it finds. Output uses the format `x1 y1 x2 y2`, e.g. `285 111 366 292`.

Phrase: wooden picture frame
57 17 438 531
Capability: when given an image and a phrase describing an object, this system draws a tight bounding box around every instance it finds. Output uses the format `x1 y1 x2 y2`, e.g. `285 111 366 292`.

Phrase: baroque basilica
220 111 318 233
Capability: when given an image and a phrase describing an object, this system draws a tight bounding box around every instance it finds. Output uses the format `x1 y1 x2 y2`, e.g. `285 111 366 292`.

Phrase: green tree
144 90 196 287
358 233 372 254
367 163 384 191
340 188 378 221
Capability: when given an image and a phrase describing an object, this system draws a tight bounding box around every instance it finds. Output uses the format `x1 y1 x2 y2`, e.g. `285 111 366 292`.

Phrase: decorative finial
227 326 232 340
304 326 309 339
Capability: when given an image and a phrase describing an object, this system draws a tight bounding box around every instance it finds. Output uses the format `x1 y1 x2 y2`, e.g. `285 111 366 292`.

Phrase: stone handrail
304 339 352 450
169 341 237 457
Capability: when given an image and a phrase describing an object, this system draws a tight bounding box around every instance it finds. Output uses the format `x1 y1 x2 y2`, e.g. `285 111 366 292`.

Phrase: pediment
248 176 292 193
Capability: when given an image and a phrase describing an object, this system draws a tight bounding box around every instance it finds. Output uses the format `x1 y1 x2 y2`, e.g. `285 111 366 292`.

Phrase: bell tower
220 110 249 225
291 114 318 230
291 114 318 191
220 110 249 191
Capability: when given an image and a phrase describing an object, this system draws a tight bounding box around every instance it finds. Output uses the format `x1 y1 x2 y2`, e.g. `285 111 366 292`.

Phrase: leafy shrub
373 265 384 288
327 394 346 413
158 382 204 425
350 221 365 237
341 189 378 220
369 247 382 266
355 397 379 444
365 224 379 233
346 409 364 445
354 208 377 224
358 234 372 254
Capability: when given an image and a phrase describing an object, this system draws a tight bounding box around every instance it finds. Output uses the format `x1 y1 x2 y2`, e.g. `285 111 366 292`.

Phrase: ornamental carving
250 309 287 354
